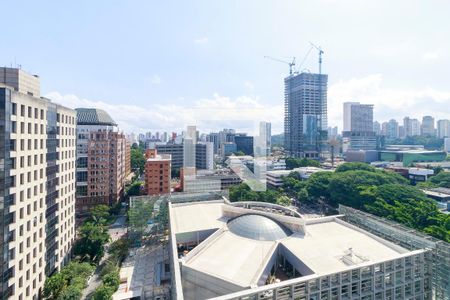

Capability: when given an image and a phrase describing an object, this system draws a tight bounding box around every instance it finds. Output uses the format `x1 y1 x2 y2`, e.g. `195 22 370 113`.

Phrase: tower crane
264 56 296 75
309 42 324 75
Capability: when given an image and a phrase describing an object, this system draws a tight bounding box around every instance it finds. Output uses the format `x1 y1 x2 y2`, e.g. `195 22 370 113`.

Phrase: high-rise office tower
327 126 338 138
284 72 327 158
373 121 381 135
259 121 271 156
0 67 76 298
162 131 168 143
386 119 399 139
206 132 220 154
409 118 421 136
398 125 406 139
403 117 414 137
75 109 126 214
342 102 376 150
437 119 450 138
445 138 450 152
421 116 436 136
235 134 254 155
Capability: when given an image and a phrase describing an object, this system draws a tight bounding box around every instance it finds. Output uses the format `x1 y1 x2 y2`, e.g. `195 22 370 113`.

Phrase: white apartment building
0 68 76 299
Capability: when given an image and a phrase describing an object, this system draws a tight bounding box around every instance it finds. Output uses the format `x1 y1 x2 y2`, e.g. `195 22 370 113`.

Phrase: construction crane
309 42 324 75
264 56 296 75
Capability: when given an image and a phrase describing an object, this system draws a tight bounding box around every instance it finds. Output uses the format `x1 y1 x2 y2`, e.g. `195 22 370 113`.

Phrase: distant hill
271 133 284 147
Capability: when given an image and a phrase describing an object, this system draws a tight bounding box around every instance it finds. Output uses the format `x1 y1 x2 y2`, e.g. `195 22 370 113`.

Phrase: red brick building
76 108 126 214
145 149 171 195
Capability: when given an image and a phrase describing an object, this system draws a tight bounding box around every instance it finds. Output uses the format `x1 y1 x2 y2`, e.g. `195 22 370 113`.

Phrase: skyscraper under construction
284 72 328 158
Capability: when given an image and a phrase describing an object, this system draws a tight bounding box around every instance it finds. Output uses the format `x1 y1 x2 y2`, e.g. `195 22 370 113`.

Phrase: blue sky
2 0 450 134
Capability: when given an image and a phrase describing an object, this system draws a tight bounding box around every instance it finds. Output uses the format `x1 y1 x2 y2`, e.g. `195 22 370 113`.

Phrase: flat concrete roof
184 230 277 287
171 201 228 234
172 201 410 292
281 220 407 275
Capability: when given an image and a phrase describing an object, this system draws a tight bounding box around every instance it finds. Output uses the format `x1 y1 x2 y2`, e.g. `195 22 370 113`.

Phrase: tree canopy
130 146 145 175
429 172 450 188
74 221 110 262
229 162 450 242
285 157 320 169
43 262 95 300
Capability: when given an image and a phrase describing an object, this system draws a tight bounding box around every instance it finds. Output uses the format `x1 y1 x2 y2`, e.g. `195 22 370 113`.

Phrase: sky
2 0 450 134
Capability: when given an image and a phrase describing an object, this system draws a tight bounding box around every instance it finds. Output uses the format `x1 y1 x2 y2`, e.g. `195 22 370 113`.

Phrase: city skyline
2 1 450 133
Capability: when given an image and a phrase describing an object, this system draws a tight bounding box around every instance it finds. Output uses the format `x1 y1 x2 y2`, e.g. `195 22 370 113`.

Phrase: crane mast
309 42 324 75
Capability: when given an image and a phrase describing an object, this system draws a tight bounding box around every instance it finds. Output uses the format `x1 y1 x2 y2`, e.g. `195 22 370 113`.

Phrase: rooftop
171 200 411 295
227 214 291 241
281 220 407 275
171 201 227 234
146 154 172 162
76 108 117 126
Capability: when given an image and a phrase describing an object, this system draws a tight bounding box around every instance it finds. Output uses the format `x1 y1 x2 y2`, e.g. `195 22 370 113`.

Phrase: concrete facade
0 68 76 299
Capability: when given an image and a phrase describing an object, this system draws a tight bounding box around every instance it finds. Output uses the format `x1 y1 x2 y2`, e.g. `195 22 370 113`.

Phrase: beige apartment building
75 108 126 214
0 67 76 299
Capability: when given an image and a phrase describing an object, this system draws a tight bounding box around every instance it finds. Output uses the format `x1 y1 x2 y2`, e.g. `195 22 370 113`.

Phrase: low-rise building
144 149 171 195
380 149 447 166
423 187 450 212
267 167 329 188
180 168 242 192
167 195 442 300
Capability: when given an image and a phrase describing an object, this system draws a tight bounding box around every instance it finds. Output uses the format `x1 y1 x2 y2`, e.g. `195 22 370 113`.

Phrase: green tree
327 170 404 208
285 157 320 169
297 188 311 203
102 271 120 291
92 284 115 300
282 173 306 196
229 183 257 202
429 172 450 188
108 237 130 263
335 162 376 173
125 180 143 197
89 204 111 225
43 262 94 300
304 171 333 201
43 272 66 300
130 147 145 175
233 151 246 156
57 285 82 300
276 195 291 206
74 222 109 262
128 201 154 234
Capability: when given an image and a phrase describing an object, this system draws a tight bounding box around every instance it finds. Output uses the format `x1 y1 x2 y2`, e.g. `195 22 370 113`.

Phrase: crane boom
264 56 296 75
309 42 324 75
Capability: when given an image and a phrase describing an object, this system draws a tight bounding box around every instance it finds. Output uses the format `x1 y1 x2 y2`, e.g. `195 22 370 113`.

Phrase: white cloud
422 50 440 62
328 74 450 130
194 37 208 44
244 81 254 90
45 92 283 134
150 75 162 85
46 74 450 136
